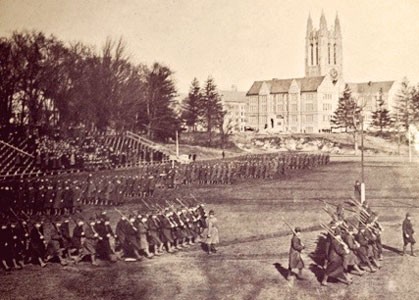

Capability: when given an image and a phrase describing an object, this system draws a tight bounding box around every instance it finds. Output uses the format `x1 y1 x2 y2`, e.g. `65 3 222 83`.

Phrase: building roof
219 90 247 103
246 81 264 96
346 81 395 94
246 76 325 96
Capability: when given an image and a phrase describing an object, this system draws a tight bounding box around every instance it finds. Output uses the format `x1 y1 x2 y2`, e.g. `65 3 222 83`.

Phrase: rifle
281 216 297 236
175 197 189 209
114 208 128 220
320 223 350 254
48 215 63 240
156 204 176 228
352 200 373 224
168 201 185 227
165 199 176 210
89 218 102 240
189 193 200 204
67 215 77 226
9 208 24 222
141 198 152 210
21 210 31 222
323 207 335 219
114 208 137 230
155 203 165 212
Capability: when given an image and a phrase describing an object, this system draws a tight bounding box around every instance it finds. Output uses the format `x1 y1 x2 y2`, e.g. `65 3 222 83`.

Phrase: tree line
0 31 183 142
331 78 419 135
181 77 226 146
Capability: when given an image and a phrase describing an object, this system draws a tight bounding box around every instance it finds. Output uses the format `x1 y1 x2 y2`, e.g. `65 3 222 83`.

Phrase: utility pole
408 125 412 163
396 114 400 155
360 113 365 203
175 130 179 157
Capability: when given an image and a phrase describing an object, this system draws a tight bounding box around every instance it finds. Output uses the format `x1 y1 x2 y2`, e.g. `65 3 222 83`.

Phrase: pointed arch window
310 43 313 65
328 43 331 64
315 43 319 65
334 44 337 64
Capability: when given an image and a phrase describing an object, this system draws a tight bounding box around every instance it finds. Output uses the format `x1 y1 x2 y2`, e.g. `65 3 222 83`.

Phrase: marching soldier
135 214 153 258
62 182 74 215
94 214 115 261
322 228 352 286
355 224 377 273
341 225 365 276
29 218 47 267
60 214 73 259
147 213 164 256
160 210 175 253
44 180 56 215
287 227 305 280
0 218 14 270
402 212 416 256
82 217 99 265
45 217 68 266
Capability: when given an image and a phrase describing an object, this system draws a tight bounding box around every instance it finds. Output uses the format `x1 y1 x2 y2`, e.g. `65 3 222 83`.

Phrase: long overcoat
288 234 304 269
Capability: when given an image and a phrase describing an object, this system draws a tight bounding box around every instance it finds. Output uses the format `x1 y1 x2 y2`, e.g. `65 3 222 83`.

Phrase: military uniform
402 213 416 256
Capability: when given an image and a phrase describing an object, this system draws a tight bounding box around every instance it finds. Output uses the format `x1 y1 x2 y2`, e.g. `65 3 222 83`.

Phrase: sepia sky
1 0 419 93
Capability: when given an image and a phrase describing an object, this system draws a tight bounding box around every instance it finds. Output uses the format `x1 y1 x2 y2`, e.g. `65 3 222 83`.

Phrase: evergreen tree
371 88 393 135
143 62 180 141
394 77 413 131
331 84 361 132
330 84 363 153
200 77 224 146
181 78 202 131
411 84 419 122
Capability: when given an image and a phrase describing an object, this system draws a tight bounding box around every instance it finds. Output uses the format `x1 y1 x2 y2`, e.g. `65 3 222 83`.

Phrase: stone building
245 12 397 133
220 89 247 132
347 81 398 129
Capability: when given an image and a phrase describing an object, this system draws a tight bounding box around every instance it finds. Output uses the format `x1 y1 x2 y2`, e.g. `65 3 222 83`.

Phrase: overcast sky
1 0 419 93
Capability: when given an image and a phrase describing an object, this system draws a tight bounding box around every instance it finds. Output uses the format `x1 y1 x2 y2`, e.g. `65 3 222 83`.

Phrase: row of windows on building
247 113 333 125
249 93 332 103
247 102 333 113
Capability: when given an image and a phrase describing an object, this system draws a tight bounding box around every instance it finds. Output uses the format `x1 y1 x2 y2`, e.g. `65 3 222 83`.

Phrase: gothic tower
305 12 343 80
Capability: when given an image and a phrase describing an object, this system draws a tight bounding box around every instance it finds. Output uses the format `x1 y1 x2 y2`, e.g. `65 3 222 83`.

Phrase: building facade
348 81 398 129
246 75 342 133
220 89 247 132
245 12 397 133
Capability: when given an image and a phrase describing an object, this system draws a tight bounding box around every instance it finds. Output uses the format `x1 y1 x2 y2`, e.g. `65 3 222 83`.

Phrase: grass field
1 156 418 300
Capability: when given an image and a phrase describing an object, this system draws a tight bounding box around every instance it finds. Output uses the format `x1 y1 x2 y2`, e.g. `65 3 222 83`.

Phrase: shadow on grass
308 263 324 283
382 244 403 255
200 242 209 254
273 263 289 280
308 233 327 283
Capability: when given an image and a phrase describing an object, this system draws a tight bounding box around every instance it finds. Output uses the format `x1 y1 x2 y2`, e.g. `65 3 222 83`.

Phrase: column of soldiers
287 199 387 285
0 153 330 215
177 152 330 185
0 199 208 271
0 172 160 216
316 200 384 285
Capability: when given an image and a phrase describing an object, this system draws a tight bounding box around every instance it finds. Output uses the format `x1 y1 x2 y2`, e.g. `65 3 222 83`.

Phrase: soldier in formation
0 200 208 271
0 152 330 215
319 199 384 286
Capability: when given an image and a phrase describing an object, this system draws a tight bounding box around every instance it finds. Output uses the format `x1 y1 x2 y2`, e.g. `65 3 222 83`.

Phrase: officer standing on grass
402 212 416 256
287 227 305 281
203 210 219 254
